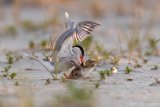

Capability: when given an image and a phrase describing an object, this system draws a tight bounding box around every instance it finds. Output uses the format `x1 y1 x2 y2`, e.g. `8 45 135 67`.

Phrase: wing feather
74 21 100 41
51 21 100 59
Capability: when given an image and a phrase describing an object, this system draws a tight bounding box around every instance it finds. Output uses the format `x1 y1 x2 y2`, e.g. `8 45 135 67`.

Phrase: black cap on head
73 45 84 56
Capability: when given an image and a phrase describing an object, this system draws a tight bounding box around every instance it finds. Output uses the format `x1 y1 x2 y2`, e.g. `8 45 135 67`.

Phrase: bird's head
72 45 84 66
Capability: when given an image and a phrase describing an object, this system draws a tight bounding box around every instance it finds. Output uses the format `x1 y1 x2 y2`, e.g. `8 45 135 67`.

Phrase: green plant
98 70 107 80
124 66 133 74
5 25 17 35
94 82 100 88
1 65 17 80
145 37 160 55
40 40 48 48
5 53 14 64
21 20 37 31
28 40 35 49
10 72 17 80
3 65 11 77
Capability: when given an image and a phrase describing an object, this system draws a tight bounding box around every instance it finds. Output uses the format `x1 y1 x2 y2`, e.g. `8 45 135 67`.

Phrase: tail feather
22 54 54 72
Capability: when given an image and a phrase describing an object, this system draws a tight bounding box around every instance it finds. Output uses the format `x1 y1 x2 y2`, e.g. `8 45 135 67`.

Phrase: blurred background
0 1 160 107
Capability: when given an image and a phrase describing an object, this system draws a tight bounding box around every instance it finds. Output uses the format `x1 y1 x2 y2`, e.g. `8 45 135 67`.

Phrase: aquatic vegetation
98 70 107 80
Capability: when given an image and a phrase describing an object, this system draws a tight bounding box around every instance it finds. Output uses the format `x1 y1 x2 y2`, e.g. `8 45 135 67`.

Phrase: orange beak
80 56 84 64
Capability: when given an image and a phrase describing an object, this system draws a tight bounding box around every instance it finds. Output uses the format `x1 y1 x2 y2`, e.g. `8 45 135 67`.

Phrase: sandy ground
0 1 160 107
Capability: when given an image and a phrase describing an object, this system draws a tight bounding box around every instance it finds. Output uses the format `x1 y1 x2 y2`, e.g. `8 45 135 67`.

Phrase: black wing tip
83 20 101 26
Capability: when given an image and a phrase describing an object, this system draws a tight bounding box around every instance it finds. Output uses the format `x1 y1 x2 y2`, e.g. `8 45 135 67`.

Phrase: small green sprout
146 37 160 55
10 72 17 80
148 37 159 50
94 82 100 88
5 25 17 35
29 40 35 49
98 69 112 80
106 69 113 76
98 67 115 80
4 65 11 72
124 66 133 74
40 40 47 48
2 66 16 79
6 53 14 64
21 20 37 31
98 70 107 80
3 65 11 77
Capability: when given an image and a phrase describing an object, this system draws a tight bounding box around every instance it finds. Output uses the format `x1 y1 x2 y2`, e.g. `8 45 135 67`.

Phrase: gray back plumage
54 28 74 52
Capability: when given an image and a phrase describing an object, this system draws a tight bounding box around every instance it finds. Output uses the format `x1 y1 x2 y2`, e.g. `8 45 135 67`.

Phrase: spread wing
74 21 100 41
51 21 100 59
